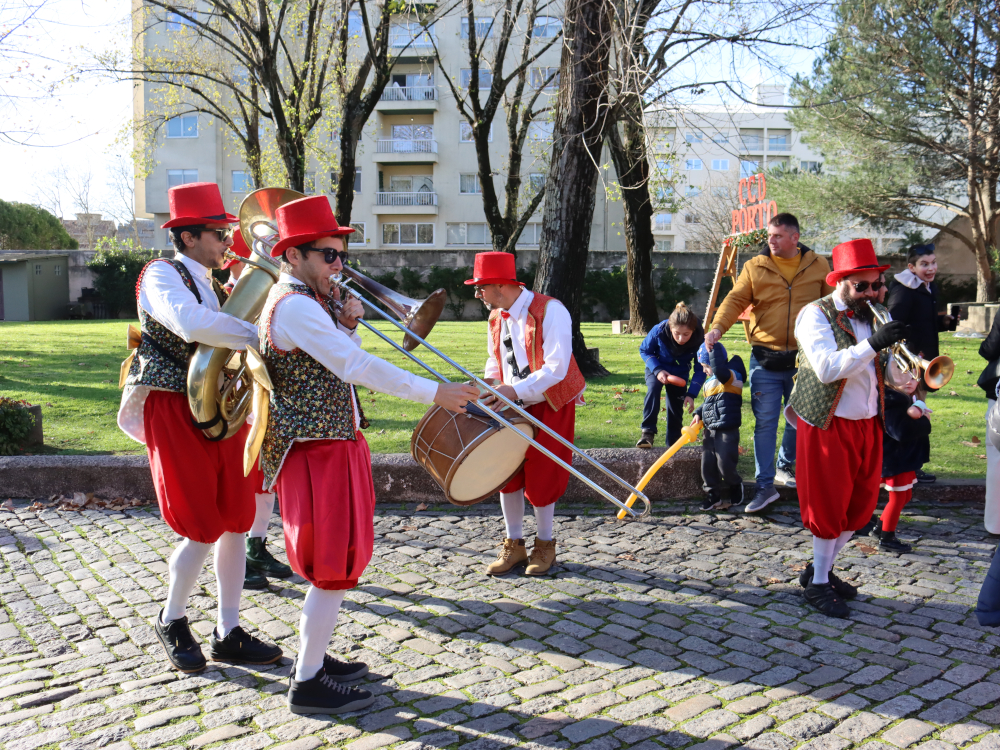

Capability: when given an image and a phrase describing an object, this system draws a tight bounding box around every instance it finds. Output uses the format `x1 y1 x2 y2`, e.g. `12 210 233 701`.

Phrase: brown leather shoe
485 538 528 575
525 538 557 575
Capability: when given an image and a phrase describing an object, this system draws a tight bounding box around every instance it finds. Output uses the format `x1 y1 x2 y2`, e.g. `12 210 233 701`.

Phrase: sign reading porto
731 173 778 235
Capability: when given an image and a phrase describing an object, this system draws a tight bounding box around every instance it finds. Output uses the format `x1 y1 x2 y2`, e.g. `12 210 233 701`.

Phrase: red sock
881 488 912 532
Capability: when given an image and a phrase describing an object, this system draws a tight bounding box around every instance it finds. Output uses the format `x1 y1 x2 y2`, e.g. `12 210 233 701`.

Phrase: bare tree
105 155 142 244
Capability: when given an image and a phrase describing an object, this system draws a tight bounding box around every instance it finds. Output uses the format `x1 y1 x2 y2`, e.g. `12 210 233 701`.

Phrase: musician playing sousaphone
468 252 585 577
256 195 478 715
118 182 282 672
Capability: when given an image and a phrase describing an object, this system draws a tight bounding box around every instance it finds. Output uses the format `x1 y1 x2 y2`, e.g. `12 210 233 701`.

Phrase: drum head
447 422 534 503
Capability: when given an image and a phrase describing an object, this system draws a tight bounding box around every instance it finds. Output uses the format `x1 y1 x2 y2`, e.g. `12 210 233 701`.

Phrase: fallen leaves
613 393 623 400
29 493 145 513
855 543 878 554
415 503 428 511
1 500 14 512
617 553 637 561
961 436 981 447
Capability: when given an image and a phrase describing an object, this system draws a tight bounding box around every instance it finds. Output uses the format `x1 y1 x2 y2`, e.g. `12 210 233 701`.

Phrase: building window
459 68 493 89
347 11 362 36
713 133 729 144
656 239 672 252
459 122 492 142
167 169 199 188
354 167 362 192
685 214 701 224
711 187 728 198
655 160 673 177
685 132 703 144
740 159 759 178
685 159 702 171
459 174 482 194
519 223 541 245
461 17 494 39
304 172 316 195
653 214 672 231
528 121 554 141
446 222 489 245
54 265 62 276
687 240 703 250
382 222 434 245
530 67 559 89
34 264 42 275
800 160 820 173
532 16 561 37
166 114 198 138
654 186 673 201
529 173 545 192
349 222 366 245
711 159 729 171
232 171 253 193
769 133 789 150
165 10 196 30
685 186 701 197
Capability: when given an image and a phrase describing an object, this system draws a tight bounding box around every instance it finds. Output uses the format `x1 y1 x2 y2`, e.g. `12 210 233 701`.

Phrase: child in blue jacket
693 342 746 510
637 302 706 448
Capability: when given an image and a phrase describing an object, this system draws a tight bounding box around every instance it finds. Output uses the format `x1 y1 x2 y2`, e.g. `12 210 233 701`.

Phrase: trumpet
866 301 954 389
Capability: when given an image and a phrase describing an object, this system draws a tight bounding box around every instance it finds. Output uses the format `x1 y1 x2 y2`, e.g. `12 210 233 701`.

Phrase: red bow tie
500 310 510 320
844 309 854 318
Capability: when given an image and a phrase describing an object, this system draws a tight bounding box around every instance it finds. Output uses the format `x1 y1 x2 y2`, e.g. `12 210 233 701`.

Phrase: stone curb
0 450 985 507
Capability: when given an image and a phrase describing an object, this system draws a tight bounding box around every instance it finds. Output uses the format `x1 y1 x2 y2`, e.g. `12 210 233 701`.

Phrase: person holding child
637 303 706 449
692 341 746 511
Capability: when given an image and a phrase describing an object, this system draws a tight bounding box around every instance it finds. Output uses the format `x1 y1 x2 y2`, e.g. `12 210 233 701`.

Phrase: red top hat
161 182 238 228
464 252 524 286
222 230 251 270
270 196 354 258
826 239 890 286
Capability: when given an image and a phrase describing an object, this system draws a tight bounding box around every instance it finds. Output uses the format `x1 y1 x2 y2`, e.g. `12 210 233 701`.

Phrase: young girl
637 302 706 447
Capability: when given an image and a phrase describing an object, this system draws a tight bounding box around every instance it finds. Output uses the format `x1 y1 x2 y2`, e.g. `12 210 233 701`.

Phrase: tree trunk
607 120 659 334
334 117 363 224
534 0 611 377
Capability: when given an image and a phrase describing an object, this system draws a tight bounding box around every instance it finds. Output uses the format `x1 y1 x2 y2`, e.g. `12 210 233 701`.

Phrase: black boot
288 664 375 714
243 567 269 590
798 563 858 600
154 609 207 673
246 536 293 579
803 582 849 618
879 531 912 554
209 625 282 665
869 518 883 541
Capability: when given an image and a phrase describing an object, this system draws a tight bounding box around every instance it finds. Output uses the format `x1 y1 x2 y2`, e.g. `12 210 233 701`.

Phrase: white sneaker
775 468 796 488
745 487 780 513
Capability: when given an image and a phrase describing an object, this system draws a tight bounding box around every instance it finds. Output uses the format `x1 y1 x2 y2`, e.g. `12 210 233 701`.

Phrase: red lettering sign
731 174 777 235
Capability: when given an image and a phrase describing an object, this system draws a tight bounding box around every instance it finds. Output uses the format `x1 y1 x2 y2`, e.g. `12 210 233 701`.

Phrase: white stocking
500 489 525 540
811 536 838 585
249 493 276 539
296 586 346 681
533 503 555 541
214 532 246 638
833 530 854 557
163 538 212 623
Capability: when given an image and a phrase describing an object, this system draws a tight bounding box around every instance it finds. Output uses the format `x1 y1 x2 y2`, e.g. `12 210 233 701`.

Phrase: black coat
979 312 1000 400
694 350 746 432
882 389 931 478
886 279 945 360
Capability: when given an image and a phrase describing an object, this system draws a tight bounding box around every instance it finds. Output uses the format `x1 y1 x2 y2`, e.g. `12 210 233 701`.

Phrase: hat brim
222 256 243 270
270 228 355 258
463 277 525 286
162 212 239 229
826 264 891 286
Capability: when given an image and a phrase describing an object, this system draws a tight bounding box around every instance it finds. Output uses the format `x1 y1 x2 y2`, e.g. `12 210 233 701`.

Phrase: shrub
0 200 78 250
658 265 698 316
0 397 35 455
427 266 475 320
87 237 159 317
583 265 629 320
399 268 426 298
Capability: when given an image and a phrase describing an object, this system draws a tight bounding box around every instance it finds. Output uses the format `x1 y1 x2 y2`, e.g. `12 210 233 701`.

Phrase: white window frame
532 16 561 38
382 222 435 246
685 159 702 171
460 17 494 39
459 173 482 194
167 169 199 189
740 160 759 178
349 222 366 245
232 170 254 193
530 67 560 89
459 68 493 89
354 167 362 193
446 222 489 246
460 122 492 142
711 159 729 171
166 114 198 139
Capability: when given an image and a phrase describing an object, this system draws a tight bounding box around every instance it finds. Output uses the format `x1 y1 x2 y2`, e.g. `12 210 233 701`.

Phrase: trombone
866 301 955 389
329 271 652 519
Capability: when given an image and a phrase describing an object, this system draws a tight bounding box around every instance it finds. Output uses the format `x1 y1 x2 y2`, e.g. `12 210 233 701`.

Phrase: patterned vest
488 293 586 411
124 259 226 393
788 294 887 430
258 282 369 486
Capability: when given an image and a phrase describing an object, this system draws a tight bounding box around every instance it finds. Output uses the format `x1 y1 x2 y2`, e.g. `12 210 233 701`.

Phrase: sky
0 0 824 222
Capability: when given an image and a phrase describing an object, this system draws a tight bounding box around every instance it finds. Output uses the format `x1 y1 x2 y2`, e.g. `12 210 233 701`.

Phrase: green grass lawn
0 319 991 478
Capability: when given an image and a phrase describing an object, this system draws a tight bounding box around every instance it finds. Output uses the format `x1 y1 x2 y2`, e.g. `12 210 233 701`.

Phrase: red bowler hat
222 229 251 270
161 182 238 228
270 196 354 258
826 238 890 286
464 251 524 286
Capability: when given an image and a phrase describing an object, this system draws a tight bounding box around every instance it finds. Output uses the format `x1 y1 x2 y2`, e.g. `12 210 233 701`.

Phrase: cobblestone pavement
2 495 1000 750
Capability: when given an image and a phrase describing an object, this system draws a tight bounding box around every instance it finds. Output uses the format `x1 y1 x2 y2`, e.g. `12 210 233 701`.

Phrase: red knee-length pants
274 435 376 590
797 415 882 539
501 401 575 508
144 390 255 543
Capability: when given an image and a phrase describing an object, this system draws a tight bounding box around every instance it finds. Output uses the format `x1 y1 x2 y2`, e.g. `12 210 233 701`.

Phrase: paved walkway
1 496 999 750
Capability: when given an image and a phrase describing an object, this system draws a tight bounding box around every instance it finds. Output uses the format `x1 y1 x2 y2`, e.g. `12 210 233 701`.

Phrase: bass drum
410 403 537 506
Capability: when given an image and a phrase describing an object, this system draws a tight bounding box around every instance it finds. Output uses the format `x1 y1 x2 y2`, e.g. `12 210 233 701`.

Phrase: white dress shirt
484 289 584 406
790 294 904 426
118 253 260 444
269 273 438 431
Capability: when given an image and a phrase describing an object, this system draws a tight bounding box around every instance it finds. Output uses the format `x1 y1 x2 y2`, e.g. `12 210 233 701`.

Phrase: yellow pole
617 422 702 519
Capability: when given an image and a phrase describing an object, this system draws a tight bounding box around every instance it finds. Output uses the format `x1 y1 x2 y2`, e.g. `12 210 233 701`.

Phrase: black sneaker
879 531 912 554
209 625 282 665
700 491 725 511
291 652 369 683
803 582 850 618
869 518 883 541
288 664 375 714
246 536 293 578
154 609 207 673
636 432 654 449
798 563 858 600
729 484 744 507
916 469 936 484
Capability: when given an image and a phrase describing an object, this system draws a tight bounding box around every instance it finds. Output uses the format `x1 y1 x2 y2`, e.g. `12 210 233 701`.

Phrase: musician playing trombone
256 196 478 715
118 183 282 673
786 239 912 618
467 252 586 577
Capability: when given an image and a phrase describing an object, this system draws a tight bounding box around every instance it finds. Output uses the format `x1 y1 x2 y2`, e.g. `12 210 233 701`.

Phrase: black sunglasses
300 245 349 264
205 227 235 242
849 280 885 293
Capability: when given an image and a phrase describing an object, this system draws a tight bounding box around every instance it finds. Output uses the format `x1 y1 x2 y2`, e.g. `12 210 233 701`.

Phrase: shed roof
0 253 70 264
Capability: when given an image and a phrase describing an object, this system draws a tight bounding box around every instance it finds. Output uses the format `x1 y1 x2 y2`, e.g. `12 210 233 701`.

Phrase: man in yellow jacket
704 213 833 513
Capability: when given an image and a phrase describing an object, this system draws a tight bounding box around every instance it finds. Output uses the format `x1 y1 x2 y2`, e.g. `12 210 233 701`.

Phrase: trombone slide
616 422 702 519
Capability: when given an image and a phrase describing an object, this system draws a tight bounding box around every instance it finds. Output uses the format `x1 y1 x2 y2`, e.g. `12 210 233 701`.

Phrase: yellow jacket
711 244 834 351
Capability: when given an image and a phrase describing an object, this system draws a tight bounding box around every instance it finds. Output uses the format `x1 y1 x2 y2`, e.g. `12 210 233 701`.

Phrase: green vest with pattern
788 294 886 430
259 282 369 486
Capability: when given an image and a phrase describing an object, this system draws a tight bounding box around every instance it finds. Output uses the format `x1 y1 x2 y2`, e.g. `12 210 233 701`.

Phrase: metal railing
653 221 672 232
375 191 438 206
739 137 762 150
768 139 789 151
375 139 438 154
388 31 436 48
380 86 438 102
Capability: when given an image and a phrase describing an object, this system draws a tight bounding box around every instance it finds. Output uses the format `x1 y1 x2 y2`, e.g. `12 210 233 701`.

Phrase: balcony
767 138 789 152
374 139 438 164
376 85 438 114
388 31 436 61
739 137 762 150
373 191 439 215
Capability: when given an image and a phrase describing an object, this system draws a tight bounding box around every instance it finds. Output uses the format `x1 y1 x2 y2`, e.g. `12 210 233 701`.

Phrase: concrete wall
0 263 29 321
